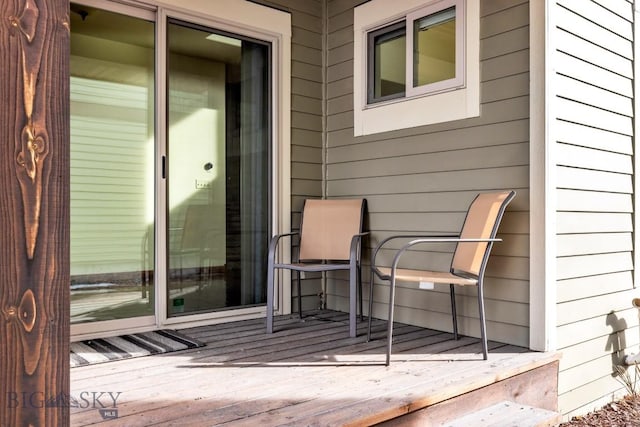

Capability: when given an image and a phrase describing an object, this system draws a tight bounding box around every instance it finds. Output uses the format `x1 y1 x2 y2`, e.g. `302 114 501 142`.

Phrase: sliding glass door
165 20 271 316
69 2 272 332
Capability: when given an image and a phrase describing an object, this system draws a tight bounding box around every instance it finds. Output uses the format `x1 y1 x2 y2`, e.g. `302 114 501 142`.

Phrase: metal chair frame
367 191 516 365
266 199 368 338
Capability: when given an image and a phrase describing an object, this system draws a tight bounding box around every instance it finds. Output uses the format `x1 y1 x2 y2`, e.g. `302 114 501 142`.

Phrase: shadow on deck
70 310 561 426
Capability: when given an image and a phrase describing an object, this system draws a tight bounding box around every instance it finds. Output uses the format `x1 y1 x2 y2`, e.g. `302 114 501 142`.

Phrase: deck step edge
442 400 561 427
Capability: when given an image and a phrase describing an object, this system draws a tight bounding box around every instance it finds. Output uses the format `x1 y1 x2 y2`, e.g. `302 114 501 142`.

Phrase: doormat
70 329 205 368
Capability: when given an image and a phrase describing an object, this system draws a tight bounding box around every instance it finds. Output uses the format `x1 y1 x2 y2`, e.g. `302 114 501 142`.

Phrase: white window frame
157 2 292 328
354 0 479 136
70 0 292 339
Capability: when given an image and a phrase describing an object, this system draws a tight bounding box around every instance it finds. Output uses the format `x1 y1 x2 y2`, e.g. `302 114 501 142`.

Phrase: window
367 1 463 104
354 0 479 135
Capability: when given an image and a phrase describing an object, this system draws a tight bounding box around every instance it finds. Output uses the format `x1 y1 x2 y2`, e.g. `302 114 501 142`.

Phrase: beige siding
255 0 324 195
552 0 638 418
250 2 640 420
70 77 152 275
254 0 324 309
324 0 530 347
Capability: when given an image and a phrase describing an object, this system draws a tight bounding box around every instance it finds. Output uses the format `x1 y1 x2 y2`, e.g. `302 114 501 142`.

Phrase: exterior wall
324 0 531 347
248 1 640 419
549 0 640 419
254 0 325 312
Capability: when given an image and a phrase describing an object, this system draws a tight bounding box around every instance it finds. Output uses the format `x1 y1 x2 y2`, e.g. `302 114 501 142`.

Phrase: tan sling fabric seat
266 199 367 337
368 191 516 365
374 267 478 286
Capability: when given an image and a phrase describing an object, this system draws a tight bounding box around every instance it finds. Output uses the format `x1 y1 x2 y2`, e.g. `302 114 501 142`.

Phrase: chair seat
375 267 478 286
275 262 350 272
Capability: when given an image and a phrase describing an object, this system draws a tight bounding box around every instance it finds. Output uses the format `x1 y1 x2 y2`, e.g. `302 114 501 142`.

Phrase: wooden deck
70 310 560 426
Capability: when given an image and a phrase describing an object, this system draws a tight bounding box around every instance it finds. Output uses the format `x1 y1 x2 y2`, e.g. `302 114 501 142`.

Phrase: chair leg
477 280 488 360
358 263 364 321
386 274 398 366
349 263 357 338
297 270 303 319
450 284 458 340
266 265 275 334
367 270 375 342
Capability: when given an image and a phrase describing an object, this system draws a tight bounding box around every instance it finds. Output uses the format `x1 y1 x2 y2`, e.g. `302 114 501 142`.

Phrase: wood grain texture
378 361 560 426
0 0 70 425
69 311 559 426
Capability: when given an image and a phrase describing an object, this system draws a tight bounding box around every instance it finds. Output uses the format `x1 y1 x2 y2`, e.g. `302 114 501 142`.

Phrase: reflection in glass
371 23 406 101
413 7 456 87
69 5 155 323
167 21 270 316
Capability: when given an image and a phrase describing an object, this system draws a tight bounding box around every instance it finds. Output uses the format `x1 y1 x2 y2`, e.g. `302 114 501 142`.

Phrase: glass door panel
69 5 155 323
167 20 270 316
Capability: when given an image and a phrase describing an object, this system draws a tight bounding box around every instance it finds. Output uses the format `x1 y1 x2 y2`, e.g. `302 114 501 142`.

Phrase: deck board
70 310 558 426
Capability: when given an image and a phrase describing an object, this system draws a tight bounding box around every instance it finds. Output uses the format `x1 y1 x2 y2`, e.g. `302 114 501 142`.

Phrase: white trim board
529 0 557 352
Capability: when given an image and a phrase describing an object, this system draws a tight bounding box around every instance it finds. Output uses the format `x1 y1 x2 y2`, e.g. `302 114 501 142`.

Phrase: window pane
413 7 456 87
167 21 271 316
370 24 406 101
70 5 155 323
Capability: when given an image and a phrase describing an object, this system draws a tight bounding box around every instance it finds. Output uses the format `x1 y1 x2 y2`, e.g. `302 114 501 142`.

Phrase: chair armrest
404 237 501 245
389 237 502 273
349 232 369 263
271 232 299 239
268 232 300 264
371 234 459 266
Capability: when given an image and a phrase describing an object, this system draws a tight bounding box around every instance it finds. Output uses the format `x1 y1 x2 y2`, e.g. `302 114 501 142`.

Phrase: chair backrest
298 199 365 261
451 191 516 276
180 205 212 250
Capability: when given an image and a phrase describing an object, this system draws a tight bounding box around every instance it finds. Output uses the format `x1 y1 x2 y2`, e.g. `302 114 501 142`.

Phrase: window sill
355 83 479 136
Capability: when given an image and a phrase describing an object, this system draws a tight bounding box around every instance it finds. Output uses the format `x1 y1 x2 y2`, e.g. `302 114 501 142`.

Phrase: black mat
70 329 205 367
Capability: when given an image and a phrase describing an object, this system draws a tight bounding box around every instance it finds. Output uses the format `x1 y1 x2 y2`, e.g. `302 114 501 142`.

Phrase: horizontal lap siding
255 0 324 206
552 0 637 419
255 0 324 310
325 0 530 347
70 79 150 275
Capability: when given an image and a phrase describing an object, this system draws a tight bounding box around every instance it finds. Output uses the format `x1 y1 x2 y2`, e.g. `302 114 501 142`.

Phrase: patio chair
174 205 215 289
367 191 516 365
266 199 368 338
